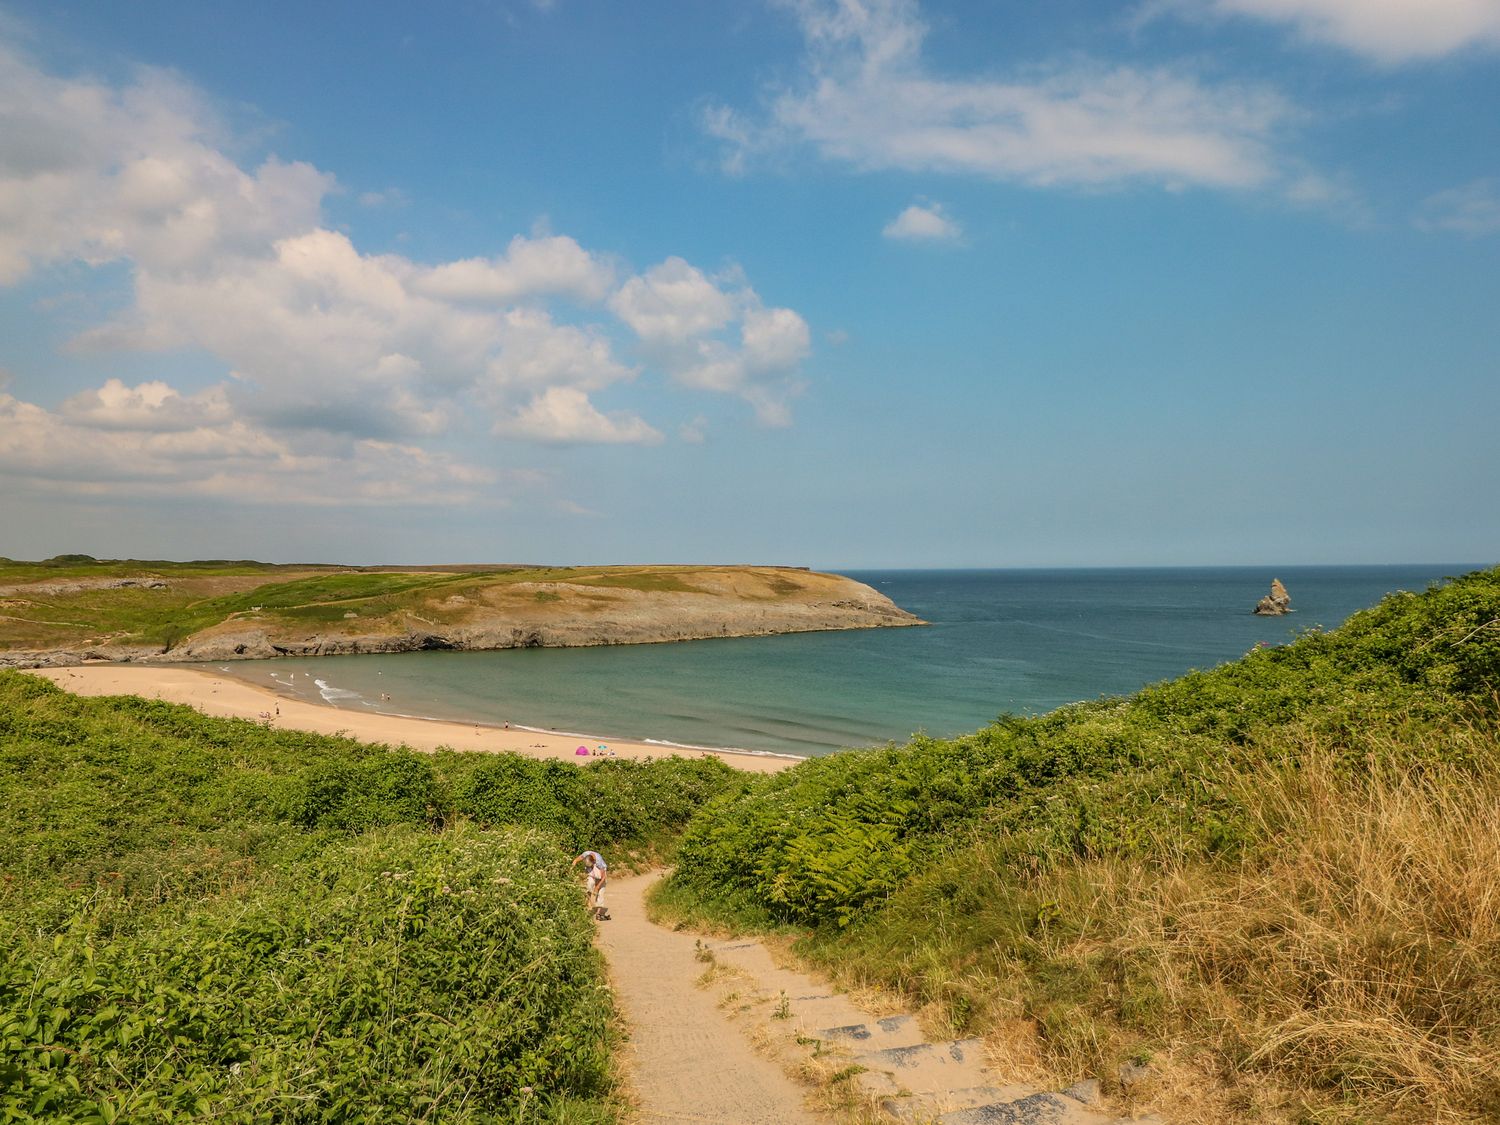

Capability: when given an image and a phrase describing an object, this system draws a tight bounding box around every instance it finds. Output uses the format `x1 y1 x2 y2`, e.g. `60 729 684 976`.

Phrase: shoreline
31 665 801 775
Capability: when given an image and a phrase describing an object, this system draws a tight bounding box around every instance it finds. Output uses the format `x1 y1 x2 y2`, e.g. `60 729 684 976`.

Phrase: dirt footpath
594 871 828 1124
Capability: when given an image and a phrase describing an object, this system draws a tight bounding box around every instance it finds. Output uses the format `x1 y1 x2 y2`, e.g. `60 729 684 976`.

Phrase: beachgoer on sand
570 849 609 920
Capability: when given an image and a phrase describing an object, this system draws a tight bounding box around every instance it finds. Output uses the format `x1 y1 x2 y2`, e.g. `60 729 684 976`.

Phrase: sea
214 565 1479 759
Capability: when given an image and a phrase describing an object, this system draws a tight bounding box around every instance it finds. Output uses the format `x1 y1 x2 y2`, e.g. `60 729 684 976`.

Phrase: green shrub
292 750 444 832
1 825 613 1123
0 672 738 893
452 755 584 839
576 756 743 846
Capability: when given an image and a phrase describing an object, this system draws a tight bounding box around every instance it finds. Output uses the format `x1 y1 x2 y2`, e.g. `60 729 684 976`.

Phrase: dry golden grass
997 722 1500 1122
1178 728 1500 1120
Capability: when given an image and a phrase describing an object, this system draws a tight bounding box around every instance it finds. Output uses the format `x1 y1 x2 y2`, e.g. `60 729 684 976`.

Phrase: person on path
571 849 609 920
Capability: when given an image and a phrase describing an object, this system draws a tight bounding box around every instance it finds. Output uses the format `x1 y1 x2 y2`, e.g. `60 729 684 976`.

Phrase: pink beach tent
576 745 590 756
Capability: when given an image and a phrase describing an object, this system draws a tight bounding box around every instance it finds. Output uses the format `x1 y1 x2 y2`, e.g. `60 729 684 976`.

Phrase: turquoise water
216 565 1478 758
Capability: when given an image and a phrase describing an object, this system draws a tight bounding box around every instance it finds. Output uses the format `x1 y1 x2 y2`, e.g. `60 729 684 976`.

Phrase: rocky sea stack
1254 577 1292 616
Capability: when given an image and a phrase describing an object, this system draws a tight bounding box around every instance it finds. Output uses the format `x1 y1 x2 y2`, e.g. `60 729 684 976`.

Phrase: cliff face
0 565 924 668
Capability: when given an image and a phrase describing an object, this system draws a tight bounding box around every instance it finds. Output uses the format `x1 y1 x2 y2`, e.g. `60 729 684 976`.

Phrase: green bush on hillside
448 752 745 853
451 755 584 837
2 825 611 1124
674 735 991 926
0 673 741 896
293 751 444 832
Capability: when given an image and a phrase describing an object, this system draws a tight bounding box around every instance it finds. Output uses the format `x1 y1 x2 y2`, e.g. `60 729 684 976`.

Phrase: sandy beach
33 665 798 775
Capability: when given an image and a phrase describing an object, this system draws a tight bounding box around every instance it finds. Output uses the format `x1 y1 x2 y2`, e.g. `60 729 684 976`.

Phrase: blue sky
0 0 1496 568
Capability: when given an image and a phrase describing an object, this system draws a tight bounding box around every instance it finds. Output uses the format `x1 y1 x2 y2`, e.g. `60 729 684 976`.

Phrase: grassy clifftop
660 566 1500 1122
0 556 921 665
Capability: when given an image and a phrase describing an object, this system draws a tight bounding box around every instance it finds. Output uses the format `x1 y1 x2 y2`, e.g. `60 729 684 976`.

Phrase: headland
0 557 924 668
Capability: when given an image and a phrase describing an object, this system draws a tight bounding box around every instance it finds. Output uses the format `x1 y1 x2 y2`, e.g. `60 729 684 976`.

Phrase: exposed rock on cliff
1254 578 1292 616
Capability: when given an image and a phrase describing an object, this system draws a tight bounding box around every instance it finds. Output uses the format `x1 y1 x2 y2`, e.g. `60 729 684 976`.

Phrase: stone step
935 1090 1109 1125
854 1058 978 1101
696 932 1150 1125
815 1014 924 1050
767 992 871 1033
707 947 848 1011
878 1083 1039 1122
852 1037 993 1105
857 1037 988 1074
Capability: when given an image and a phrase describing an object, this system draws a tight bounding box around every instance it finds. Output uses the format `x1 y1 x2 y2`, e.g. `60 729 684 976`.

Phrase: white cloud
1161 0 1500 64
883 200 961 241
1280 170 1372 224
493 387 662 445
705 0 1293 191
741 306 812 371
76 227 477 439
0 42 331 284
665 332 807 427
1415 180 1500 235
412 234 615 305
0 385 493 505
357 187 408 208
57 378 233 431
679 415 709 444
610 258 811 424
609 257 738 342
484 308 635 394
672 339 747 395
0 37 814 501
